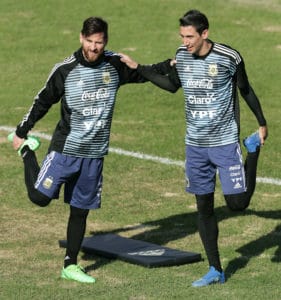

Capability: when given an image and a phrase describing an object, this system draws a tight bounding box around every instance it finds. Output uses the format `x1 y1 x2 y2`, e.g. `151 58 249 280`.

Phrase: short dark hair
81 17 108 40
179 10 209 35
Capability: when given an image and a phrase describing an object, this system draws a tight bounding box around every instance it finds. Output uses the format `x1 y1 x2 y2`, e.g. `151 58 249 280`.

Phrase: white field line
1 125 281 186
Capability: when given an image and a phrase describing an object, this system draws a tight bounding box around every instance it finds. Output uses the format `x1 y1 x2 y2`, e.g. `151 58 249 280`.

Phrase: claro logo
188 93 216 104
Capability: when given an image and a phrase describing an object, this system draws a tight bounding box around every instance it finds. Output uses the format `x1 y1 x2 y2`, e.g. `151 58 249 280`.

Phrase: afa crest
43 176 53 189
102 72 111 84
208 64 218 77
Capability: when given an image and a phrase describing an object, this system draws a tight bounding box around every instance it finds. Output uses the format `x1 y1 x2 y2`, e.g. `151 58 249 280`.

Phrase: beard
83 49 102 62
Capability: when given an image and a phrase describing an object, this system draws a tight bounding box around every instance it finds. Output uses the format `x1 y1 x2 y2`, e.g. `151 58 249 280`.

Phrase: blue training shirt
175 42 242 147
16 48 148 158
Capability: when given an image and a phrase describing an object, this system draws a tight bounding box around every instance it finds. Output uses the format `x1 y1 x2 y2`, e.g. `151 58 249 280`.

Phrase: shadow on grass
224 209 281 279
83 207 281 277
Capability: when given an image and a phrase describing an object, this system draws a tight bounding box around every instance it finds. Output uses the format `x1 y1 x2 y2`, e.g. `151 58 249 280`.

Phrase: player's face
80 32 107 62
180 26 208 56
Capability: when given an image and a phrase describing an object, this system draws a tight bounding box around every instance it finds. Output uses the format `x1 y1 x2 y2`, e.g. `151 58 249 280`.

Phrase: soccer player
119 9 268 287
8 16 170 283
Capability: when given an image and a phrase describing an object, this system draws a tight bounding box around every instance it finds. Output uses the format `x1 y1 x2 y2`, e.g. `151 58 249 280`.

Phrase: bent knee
225 194 250 211
227 202 248 211
28 190 52 207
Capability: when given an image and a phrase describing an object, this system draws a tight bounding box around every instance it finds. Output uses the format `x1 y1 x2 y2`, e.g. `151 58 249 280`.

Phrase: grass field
1 0 281 299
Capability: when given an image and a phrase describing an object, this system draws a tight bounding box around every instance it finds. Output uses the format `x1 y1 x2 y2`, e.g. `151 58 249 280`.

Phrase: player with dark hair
119 9 268 287
8 16 170 283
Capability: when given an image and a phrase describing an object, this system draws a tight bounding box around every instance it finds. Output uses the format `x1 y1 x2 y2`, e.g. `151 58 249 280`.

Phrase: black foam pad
59 233 201 267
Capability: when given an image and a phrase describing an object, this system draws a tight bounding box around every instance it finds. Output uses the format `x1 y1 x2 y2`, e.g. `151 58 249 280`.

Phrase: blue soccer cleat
243 131 261 153
192 266 225 287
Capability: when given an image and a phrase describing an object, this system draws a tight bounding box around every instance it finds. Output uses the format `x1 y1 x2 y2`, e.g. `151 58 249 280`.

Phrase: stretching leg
225 149 260 211
21 146 52 207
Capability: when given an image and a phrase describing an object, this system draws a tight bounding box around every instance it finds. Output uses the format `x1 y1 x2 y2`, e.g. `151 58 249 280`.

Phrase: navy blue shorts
35 151 103 209
185 143 246 195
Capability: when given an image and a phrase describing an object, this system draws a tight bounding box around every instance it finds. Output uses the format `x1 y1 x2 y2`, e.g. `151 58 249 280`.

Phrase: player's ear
201 29 209 40
79 33 84 44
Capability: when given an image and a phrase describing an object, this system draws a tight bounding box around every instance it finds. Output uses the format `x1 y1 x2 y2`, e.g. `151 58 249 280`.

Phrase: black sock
244 148 260 199
64 206 89 268
22 147 40 189
196 193 222 272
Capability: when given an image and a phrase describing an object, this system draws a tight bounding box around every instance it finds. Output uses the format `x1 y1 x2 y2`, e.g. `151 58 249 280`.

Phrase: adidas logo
77 80 84 87
234 182 242 189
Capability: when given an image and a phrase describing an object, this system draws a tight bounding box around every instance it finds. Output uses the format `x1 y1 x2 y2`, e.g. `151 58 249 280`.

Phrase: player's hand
259 125 268 145
170 59 177 66
119 53 138 69
12 134 25 150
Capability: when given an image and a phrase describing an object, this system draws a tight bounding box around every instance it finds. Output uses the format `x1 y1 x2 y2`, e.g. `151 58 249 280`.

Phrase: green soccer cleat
7 132 41 156
7 132 15 142
61 264 96 283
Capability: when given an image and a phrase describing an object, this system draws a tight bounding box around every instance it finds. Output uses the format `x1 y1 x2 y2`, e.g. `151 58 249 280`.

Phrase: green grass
1 0 281 299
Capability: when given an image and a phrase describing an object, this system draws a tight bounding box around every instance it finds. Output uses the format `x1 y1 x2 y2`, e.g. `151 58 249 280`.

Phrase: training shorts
185 142 246 195
35 151 103 209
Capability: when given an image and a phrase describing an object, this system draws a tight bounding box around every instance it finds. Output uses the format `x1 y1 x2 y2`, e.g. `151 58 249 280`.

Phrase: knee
28 190 52 207
225 194 249 211
196 193 214 216
70 206 89 218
